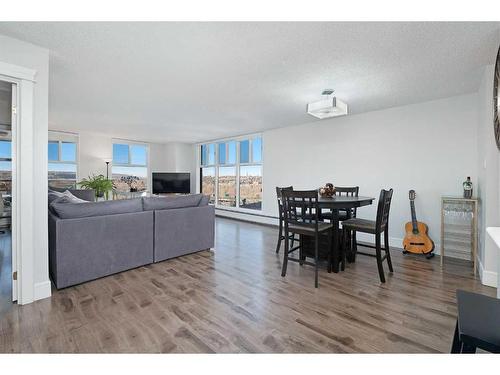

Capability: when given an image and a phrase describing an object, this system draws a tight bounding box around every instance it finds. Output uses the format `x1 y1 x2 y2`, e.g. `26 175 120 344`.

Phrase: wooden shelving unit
440 196 479 275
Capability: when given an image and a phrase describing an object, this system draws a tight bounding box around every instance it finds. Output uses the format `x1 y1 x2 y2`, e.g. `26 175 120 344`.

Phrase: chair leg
281 228 289 277
299 235 304 266
314 233 319 288
451 321 462 353
375 233 386 283
352 231 357 262
276 220 283 254
327 231 332 273
384 229 393 273
340 229 346 271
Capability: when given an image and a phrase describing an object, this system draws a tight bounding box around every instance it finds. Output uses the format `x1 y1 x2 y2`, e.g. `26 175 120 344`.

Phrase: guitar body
403 221 434 254
402 190 435 257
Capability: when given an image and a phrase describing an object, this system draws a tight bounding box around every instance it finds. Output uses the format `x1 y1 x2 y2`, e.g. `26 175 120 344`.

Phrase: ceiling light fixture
307 89 348 119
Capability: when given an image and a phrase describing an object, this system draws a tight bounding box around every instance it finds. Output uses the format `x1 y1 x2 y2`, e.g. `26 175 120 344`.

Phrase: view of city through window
0 140 12 193
48 138 78 189
112 143 148 192
200 136 262 210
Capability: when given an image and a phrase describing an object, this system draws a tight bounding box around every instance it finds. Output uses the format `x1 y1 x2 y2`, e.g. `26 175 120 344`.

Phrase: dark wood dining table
317 195 375 272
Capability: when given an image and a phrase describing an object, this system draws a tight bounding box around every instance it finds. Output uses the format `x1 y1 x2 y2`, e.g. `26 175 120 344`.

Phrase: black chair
275 186 295 254
320 187 359 256
451 289 500 353
320 186 360 222
281 190 333 288
341 189 394 282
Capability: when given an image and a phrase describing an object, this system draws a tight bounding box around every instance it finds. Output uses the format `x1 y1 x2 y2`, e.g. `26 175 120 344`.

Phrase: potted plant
78 174 113 199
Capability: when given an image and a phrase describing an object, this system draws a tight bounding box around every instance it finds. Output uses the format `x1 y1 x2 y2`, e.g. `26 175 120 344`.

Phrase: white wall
259 94 478 253
0 34 50 301
476 64 499 287
70 131 197 193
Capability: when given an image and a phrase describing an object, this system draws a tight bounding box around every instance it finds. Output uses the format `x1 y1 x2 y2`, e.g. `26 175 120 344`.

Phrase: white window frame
111 139 150 191
48 131 79 187
198 133 263 213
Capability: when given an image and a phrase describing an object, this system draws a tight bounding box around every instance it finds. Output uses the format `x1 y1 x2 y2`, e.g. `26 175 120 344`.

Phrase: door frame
0 60 37 305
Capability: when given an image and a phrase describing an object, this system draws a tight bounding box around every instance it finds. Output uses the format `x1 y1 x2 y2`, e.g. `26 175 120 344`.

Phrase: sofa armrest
50 210 154 288
154 205 215 262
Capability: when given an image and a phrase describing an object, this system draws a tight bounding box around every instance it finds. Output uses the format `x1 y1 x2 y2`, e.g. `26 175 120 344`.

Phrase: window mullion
215 144 219 207
236 141 240 208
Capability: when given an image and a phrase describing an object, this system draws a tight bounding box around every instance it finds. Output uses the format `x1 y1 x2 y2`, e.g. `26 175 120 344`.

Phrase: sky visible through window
48 142 58 161
48 162 76 173
61 142 76 162
0 141 11 159
113 144 129 164
48 141 77 162
113 143 147 166
112 166 147 177
0 161 11 172
202 138 262 175
240 165 262 176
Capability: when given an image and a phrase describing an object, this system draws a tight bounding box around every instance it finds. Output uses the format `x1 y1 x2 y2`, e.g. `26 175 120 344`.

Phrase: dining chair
281 189 333 288
451 289 500 353
320 186 360 221
275 186 295 254
320 186 359 261
341 188 394 283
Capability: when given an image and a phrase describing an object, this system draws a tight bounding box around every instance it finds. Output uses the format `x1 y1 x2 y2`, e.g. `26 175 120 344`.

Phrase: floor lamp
105 161 110 179
104 159 112 200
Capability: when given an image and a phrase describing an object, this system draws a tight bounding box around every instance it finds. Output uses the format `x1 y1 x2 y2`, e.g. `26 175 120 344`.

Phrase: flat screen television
152 172 191 194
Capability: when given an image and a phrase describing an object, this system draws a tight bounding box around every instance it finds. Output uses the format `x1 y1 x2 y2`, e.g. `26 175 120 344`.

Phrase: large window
48 132 78 189
199 136 262 211
0 140 12 193
112 141 148 192
200 143 216 203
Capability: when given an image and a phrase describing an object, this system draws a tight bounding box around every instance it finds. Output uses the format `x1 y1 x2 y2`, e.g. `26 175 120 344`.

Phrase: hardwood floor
0 217 495 353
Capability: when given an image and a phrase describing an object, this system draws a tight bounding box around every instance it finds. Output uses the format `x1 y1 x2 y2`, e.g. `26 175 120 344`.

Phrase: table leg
345 209 354 263
332 209 340 273
451 321 462 353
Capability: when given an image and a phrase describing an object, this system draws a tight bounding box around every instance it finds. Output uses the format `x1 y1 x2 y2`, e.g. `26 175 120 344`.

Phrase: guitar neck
410 200 418 233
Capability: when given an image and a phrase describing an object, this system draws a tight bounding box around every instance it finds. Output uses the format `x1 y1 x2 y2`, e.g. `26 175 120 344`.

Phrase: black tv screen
152 173 191 194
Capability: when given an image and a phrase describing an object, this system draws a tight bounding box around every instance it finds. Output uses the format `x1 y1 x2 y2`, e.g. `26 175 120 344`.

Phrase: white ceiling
0 22 498 143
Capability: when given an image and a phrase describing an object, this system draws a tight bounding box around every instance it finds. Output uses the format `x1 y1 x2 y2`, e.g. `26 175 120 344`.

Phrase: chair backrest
335 186 360 216
334 186 359 197
375 188 393 232
276 186 293 221
281 189 319 228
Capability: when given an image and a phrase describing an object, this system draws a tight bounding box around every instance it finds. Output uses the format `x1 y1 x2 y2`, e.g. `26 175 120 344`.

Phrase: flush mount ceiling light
307 89 348 119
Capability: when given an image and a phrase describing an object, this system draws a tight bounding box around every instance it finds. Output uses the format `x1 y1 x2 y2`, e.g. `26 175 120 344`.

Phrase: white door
11 83 17 302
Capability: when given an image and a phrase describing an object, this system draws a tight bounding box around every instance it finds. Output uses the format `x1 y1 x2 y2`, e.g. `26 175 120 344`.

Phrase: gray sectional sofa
48 193 214 289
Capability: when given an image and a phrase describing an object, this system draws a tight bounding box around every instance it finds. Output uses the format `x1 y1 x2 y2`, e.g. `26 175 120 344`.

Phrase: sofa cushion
48 192 63 204
62 190 87 203
50 198 143 219
199 195 210 206
142 194 203 211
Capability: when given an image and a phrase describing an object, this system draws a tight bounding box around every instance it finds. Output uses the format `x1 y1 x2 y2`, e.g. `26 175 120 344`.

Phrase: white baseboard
477 257 498 288
34 280 52 301
216 209 279 226
355 232 404 251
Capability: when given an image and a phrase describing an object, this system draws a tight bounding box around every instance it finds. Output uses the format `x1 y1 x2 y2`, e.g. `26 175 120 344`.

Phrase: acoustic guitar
402 190 435 259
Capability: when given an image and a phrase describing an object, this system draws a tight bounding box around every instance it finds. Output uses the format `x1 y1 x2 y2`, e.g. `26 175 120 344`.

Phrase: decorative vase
319 183 336 198
463 176 473 199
